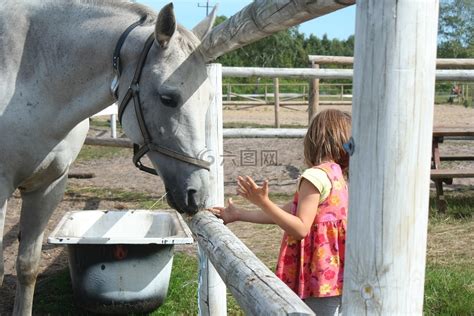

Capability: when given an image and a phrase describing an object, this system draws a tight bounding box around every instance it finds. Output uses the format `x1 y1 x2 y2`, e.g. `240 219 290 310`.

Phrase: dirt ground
1 104 473 314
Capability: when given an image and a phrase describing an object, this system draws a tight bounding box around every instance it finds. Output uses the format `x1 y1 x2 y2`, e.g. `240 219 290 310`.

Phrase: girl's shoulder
298 167 332 201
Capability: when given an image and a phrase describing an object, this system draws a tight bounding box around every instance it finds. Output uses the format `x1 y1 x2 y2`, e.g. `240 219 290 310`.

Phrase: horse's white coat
0 1 216 314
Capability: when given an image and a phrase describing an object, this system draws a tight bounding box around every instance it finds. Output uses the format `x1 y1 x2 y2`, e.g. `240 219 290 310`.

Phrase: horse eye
160 94 178 108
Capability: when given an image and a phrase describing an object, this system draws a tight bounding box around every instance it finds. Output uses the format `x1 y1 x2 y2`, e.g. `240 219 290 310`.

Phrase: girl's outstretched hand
208 198 239 225
237 176 269 207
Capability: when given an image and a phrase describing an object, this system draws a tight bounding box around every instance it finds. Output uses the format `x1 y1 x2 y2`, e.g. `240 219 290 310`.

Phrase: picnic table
431 127 474 211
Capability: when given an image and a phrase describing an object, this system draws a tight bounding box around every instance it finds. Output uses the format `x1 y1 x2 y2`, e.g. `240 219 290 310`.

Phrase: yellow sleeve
297 168 332 202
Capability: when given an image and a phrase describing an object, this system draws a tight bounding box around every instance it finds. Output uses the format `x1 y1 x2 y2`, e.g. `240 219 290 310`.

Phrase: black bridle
110 17 211 175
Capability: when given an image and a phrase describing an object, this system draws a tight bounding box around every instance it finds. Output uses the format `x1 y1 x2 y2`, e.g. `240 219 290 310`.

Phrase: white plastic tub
48 210 193 314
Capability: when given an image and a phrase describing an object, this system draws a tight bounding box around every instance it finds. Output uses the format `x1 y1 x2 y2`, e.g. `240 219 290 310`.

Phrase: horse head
118 4 217 214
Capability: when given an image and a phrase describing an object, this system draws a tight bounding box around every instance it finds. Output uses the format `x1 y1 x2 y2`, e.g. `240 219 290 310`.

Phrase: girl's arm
209 195 293 225
239 176 319 240
209 198 275 224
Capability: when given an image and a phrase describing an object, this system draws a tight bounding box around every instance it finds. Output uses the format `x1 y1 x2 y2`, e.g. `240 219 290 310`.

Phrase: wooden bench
440 155 474 161
431 127 474 212
430 169 474 212
430 169 474 180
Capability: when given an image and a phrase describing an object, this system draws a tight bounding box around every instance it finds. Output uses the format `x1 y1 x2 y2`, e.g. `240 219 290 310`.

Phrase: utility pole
198 0 214 16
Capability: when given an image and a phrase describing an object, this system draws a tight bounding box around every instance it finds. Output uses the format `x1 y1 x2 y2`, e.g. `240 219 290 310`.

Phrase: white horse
0 1 220 314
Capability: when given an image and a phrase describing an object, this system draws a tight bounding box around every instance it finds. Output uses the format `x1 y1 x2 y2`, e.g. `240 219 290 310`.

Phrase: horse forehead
150 48 208 87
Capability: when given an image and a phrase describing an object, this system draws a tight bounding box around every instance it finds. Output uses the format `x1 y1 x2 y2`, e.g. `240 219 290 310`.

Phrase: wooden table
431 127 474 212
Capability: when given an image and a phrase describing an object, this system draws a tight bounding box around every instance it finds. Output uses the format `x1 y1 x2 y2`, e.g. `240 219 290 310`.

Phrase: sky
136 1 356 40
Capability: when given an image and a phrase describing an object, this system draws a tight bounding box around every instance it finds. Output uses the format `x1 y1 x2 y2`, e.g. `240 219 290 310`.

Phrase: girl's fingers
237 188 248 197
242 176 255 192
237 182 248 194
210 206 224 211
227 197 233 206
246 176 259 189
208 208 221 216
237 176 251 191
263 180 269 194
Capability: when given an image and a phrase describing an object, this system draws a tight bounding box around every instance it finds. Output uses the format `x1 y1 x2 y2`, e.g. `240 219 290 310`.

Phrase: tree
437 0 474 58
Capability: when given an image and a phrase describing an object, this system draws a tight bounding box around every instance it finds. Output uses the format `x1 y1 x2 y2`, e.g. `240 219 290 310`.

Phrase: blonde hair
304 109 351 172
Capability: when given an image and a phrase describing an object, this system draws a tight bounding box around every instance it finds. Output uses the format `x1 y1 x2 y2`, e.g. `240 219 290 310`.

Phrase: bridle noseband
111 17 211 175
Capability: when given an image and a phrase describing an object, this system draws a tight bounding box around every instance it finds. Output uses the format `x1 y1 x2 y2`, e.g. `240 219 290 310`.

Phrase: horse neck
19 2 155 135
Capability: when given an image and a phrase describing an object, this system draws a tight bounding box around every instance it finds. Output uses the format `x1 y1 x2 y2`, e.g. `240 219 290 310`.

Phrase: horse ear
155 3 176 48
192 4 218 40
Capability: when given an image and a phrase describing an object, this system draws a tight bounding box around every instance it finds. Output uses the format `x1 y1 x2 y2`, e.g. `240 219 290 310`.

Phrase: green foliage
214 15 355 71
213 1 474 66
438 0 474 58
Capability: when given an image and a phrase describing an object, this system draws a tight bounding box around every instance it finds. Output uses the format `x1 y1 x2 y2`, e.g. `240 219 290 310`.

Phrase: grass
64 186 169 210
76 145 130 162
424 263 473 316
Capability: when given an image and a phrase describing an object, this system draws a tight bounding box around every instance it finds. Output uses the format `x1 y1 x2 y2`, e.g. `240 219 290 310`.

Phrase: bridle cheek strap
113 24 211 175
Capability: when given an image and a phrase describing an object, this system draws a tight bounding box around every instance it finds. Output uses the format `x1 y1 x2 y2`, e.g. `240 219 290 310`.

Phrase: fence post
197 63 227 316
110 114 117 138
308 61 319 123
264 84 268 103
227 83 231 102
273 77 280 128
343 0 439 314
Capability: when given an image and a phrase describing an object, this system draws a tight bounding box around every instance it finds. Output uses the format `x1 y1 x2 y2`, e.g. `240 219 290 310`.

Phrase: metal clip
343 137 355 156
110 75 119 99
130 83 140 93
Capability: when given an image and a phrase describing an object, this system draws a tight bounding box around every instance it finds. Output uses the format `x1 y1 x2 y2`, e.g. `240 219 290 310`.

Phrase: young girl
210 109 351 315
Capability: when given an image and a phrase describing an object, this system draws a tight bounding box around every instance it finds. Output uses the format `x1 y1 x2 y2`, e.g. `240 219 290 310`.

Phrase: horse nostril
187 189 198 207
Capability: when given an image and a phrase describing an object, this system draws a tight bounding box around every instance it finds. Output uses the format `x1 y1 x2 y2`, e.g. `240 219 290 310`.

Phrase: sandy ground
1 103 473 314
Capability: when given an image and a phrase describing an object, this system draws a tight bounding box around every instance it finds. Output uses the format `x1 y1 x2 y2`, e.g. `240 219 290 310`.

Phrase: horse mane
77 0 201 49
77 0 158 24
46 0 200 50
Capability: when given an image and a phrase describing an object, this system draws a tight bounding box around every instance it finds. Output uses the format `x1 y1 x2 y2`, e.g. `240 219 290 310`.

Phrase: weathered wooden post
226 83 231 102
264 84 268 103
195 63 227 316
343 0 439 314
308 61 319 123
273 77 280 128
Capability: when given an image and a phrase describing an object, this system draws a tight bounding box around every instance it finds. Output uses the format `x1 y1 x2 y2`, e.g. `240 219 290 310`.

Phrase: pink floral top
275 162 348 298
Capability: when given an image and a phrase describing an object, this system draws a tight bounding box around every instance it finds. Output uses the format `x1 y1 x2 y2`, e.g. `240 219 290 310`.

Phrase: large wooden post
308 61 319 123
343 1 439 314
196 63 227 316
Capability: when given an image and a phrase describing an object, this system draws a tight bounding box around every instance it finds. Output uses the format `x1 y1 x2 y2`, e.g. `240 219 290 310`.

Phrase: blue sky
136 1 356 40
